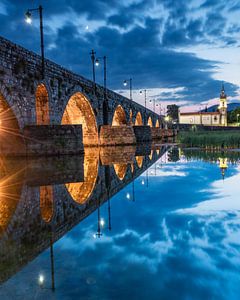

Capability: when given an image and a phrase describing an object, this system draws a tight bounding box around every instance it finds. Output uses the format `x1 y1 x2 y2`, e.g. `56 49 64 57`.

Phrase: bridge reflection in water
0 143 170 286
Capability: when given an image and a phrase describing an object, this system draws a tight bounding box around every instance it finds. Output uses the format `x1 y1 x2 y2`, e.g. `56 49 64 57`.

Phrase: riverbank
178 130 240 149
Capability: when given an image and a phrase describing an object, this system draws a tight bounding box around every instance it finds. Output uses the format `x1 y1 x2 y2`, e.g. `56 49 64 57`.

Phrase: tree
227 108 240 124
167 104 179 122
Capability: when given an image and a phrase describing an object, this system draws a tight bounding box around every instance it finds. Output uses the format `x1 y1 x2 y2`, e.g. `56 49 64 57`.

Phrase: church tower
218 83 227 126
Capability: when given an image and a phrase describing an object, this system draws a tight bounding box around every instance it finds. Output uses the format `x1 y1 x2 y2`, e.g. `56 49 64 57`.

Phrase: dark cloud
0 0 239 104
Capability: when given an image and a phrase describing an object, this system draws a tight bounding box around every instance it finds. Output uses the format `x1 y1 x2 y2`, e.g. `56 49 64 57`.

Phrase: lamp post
90 49 96 94
95 56 108 124
123 78 133 100
149 98 156 113
156 103 161 115
140 89 147 111
140 89 147 124
25 5 45 79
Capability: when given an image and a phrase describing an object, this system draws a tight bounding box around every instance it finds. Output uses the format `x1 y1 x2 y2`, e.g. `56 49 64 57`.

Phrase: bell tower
218 83 227 126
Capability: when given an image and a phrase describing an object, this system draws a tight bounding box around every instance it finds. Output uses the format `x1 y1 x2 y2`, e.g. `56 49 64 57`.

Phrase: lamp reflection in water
38 274 44 286
37 232 55 291
94 200 103 238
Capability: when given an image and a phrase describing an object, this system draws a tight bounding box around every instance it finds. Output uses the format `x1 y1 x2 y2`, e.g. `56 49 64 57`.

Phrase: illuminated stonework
65 148 99 204
135 112 143 126
113 163 128 180
0 162 23 235
61 92 98 145
0 93 24 154
147 116 153 127
112 105 127 126
100 145 136 165
136 156 144 168
156 119 160 128
40 185 54 223
35 84 50 125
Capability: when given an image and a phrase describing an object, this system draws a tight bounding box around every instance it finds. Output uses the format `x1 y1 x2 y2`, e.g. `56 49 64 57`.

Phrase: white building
179 85 227 126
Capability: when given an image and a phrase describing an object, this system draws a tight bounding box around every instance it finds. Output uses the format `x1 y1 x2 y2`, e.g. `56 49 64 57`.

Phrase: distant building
179 85 227 126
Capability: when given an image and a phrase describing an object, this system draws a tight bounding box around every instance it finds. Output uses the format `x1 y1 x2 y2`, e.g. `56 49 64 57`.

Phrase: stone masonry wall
23 125 84 156
99 125 136 146
133 126 152 142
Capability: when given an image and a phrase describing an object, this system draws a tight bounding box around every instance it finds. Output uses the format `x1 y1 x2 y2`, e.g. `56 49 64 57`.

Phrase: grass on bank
178 130 240 149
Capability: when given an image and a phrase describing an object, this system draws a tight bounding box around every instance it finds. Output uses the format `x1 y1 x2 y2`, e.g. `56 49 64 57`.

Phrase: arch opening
156 119 160 128
135 112 143 126
129 109 133 125
113 163 128 180
40 185 54 223
0 161 23 236
136 156 143 168
61 92 98 145
147 116 153 127
0 92 24 154
66 148 99 205
36 84 50 125
112 105 127 126
149 149 154 160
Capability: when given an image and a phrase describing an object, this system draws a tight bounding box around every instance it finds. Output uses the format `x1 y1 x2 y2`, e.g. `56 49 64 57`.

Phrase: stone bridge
0 36 168 154
0 144 170 284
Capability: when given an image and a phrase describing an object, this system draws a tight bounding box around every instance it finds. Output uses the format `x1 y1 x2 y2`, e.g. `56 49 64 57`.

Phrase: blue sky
0 0 240 109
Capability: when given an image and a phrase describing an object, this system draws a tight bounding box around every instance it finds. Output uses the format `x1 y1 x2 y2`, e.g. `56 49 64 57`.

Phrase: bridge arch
61 92 98 145
112 105 127 126
135 111 143 126
147 116 153 127
35 83 50 125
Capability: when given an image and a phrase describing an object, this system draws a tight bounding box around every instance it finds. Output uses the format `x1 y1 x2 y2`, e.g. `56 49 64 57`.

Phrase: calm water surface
0 146 240 300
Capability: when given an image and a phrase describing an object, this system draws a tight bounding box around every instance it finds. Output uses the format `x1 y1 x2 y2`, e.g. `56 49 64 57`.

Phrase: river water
0 145 240 300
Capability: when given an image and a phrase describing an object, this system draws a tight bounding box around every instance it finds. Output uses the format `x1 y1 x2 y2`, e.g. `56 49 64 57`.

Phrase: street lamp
95 56 108 124
90 49 96 94
123 78 132 100
25 5 45 79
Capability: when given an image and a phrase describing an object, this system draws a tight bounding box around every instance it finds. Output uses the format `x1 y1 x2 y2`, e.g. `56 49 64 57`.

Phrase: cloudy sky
0 0 240 110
